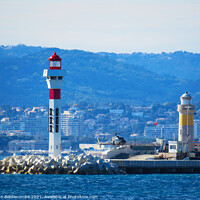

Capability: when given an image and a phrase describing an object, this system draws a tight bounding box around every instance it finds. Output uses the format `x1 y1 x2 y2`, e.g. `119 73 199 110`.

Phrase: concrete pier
111 159 200 174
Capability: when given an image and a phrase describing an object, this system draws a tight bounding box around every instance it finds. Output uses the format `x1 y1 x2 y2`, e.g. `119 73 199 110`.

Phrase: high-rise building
144 123 178 140
61 110 84 136
194 119 200 139
177 92 195 152
61 111 73 136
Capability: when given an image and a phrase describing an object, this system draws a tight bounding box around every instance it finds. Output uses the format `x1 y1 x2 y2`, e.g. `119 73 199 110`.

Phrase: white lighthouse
43 53 64 157
177 92 195 152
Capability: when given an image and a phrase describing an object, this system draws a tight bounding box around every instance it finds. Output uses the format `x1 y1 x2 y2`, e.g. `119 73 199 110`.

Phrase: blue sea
1 174 200 200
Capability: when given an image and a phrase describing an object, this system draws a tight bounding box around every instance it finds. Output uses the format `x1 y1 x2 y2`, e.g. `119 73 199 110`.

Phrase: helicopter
97 132 127 147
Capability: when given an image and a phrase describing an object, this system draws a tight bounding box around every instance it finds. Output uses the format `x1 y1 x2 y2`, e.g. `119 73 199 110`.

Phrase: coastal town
1 100 200 154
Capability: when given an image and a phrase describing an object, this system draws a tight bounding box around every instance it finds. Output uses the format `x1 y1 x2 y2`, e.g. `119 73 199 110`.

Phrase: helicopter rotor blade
110 131 134 135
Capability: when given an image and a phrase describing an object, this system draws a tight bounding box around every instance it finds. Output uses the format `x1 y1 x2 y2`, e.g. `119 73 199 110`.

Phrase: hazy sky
1 0 200 53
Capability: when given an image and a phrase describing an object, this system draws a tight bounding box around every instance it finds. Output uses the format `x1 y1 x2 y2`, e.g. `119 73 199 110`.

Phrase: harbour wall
111 159 200 174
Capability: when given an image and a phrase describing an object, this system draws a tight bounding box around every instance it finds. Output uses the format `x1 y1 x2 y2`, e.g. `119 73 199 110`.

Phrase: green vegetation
1 45 200 106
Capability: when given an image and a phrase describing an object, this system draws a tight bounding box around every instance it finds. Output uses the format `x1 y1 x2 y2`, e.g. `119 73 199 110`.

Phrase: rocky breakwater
0 154 123 175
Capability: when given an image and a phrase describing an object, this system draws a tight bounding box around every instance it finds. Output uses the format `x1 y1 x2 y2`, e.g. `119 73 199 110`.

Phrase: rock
44 166 54 174
77 154 86 163
55 167 64 174
28 168 33 174
18 170 24 174
66 159 75 166
1 166 7 172
55 156 63 163
61 163 68 168
75 162 80 168
110 164 119 174
6 166 14 174
37 167 44 174
62 167 70 174
86 154 94 161
28 166 37 174
64 156 70 161
0 153 122 175
96 159 104 165
34 161 42 168
23 166 29 173
2 160 9 167
3 157 9 162
45 158 56 167
16 158 23 164
9 160 17 168
74 162 94 175
73 167 80 174
27 159 34 167
71 166 76 172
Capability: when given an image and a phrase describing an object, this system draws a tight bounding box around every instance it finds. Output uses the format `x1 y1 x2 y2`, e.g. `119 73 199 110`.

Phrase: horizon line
1 43 200 55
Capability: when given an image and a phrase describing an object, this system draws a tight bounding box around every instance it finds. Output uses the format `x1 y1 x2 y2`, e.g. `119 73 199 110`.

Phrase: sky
1 0 200 53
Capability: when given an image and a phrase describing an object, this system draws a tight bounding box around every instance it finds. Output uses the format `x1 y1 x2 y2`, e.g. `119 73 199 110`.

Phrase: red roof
48 52 61 61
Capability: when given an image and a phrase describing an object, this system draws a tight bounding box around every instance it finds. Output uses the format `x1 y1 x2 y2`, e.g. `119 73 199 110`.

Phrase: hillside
99 51 200 80
0 45 199 106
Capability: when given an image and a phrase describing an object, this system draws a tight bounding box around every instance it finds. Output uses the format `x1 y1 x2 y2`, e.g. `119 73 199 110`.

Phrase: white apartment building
194 119 200 139
61 110 84 136
144 123 179 140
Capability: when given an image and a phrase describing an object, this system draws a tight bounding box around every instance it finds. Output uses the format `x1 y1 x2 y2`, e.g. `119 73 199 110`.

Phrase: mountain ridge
0 44 199 106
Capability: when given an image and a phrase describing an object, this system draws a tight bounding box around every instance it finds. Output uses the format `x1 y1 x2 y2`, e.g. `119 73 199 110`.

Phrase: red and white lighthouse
43 53 64 157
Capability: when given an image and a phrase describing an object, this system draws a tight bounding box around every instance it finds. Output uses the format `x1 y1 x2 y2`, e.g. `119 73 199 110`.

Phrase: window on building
50 76 57 80
58 76 63 80
170 145 176 150
56 145 58 149
49 108 53 115
56 125 59 132
50 117 53 124
56 117 59 124
56 108 59 116
50 125 53 132
50 61 60 67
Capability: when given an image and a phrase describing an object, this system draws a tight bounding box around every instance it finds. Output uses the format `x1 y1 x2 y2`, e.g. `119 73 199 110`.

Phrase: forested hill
99 51 200 80
0 44 200 106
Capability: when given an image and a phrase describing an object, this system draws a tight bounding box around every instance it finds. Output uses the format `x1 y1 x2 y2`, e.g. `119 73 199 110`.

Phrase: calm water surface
0 174 200 199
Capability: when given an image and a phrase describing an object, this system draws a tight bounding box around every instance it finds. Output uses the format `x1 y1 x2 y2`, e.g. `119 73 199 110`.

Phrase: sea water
0 174 200 199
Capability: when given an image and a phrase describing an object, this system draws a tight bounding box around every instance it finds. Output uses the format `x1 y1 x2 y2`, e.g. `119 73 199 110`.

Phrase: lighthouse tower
177 92 195 152
43 53 64 157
